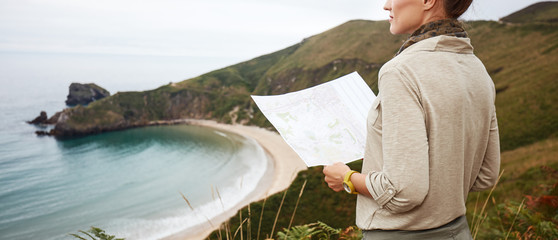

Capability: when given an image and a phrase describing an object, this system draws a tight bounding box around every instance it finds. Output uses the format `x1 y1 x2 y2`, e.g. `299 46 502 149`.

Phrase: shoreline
165 120 307 240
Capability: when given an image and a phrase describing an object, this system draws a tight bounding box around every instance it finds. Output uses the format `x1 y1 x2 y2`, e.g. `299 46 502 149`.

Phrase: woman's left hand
323 162 351 192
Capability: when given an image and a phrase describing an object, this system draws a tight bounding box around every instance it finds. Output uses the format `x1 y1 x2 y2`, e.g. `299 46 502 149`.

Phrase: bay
0 52 268 239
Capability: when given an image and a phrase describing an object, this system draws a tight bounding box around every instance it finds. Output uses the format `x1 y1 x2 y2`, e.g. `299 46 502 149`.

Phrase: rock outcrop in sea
65 83 110 106
29 82 108 136
28 111 62 136
27 111 60 125
27 111 48 124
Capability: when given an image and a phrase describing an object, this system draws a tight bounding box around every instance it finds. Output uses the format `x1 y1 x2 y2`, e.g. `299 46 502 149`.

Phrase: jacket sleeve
365 68 429 213
470 111 501 191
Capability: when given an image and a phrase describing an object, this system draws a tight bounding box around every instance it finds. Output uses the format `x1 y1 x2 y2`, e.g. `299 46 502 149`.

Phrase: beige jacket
356 35 500 230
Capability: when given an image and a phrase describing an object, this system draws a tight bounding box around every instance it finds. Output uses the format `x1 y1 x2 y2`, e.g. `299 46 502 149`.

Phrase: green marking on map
329 132 343 144
328 119 340 128
276 112 298 122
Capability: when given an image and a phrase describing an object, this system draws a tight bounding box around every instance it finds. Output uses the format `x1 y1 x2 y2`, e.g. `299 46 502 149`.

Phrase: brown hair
444 0 473 19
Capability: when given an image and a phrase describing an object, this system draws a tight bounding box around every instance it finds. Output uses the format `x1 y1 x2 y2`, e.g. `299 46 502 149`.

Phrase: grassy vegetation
466 137 558 239
207 161 362 240
262 21 405 74
210 137 557 240
500 2 558 23
466 20 558 151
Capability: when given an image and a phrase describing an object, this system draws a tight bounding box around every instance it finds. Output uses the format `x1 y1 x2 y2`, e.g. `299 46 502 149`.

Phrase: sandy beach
164 120 308 240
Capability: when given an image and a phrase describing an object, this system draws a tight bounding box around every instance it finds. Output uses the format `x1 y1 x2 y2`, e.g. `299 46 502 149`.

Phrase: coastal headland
33 6 558 153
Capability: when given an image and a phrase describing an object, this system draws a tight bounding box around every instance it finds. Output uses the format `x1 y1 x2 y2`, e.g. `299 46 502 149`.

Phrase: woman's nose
383 0 392 11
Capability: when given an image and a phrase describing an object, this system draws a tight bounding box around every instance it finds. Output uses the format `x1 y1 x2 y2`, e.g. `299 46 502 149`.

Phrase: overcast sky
0 0 549 62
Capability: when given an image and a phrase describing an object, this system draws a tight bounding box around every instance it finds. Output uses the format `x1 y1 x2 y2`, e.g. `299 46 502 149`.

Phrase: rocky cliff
65 83 110 106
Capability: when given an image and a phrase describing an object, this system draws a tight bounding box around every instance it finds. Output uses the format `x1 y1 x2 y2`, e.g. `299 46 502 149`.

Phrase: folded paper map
251 72 376 167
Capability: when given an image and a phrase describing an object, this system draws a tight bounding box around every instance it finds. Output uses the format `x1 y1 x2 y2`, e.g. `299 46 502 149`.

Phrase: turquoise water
0 52 270 239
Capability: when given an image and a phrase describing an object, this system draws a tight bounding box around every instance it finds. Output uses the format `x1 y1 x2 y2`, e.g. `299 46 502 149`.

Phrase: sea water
0 52 270 239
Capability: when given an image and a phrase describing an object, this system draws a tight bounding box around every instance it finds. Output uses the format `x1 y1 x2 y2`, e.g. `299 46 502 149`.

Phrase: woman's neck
417 3 449 32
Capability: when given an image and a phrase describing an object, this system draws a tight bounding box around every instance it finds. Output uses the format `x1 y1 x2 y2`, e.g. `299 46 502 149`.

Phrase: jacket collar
400 35 474 55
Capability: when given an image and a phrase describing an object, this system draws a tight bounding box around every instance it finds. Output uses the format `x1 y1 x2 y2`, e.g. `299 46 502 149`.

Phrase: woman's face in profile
384 0 425 34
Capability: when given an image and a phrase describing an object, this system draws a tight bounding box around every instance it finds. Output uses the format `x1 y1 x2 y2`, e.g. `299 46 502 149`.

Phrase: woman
323 0 500 239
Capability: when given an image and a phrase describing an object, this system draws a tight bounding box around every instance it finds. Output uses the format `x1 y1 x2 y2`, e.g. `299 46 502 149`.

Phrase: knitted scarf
396 18 468 56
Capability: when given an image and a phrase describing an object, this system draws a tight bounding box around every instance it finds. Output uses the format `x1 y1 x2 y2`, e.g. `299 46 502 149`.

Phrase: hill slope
500 1 558 23
51 20 406 136
53 16 558 152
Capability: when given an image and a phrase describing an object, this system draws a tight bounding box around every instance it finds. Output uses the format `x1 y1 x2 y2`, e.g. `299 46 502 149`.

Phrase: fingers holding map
251 72 376 167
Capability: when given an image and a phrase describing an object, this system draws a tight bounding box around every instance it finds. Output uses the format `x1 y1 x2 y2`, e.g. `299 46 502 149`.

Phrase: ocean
0 52 271 239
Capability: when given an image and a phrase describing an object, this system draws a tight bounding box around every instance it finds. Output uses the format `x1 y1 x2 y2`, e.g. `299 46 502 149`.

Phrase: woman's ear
423 0 447 18
422 0 439 11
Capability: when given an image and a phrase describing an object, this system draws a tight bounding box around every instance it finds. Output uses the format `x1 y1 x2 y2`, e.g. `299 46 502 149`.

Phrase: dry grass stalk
234 218 249 240
201 215 220 240
204 215 216 228
179 192 195 211
212 184 215 200
216 187 225 211
473 212 489 239
471 191 480 233
505 198 525 240
284 180 308 239
248 204 252 240
226 221 232 240
240 209 244 240
472 170 504 239
270 189 289 238
257 197 268 240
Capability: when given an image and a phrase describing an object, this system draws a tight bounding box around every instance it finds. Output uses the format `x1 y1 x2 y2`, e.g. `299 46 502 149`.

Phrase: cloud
0 0 545 59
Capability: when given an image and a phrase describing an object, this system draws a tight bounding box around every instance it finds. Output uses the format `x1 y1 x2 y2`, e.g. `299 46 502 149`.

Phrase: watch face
343 183 351 193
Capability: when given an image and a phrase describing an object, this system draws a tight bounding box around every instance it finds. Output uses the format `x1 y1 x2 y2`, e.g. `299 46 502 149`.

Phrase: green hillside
54 19 558 152
500 1 558 23
52 20 408 138
466 20 558 151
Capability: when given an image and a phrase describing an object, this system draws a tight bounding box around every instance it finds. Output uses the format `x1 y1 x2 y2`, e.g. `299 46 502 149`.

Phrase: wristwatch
342 170 359 194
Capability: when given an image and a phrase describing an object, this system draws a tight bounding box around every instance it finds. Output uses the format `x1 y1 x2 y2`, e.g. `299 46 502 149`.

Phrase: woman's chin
389 26 403 35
